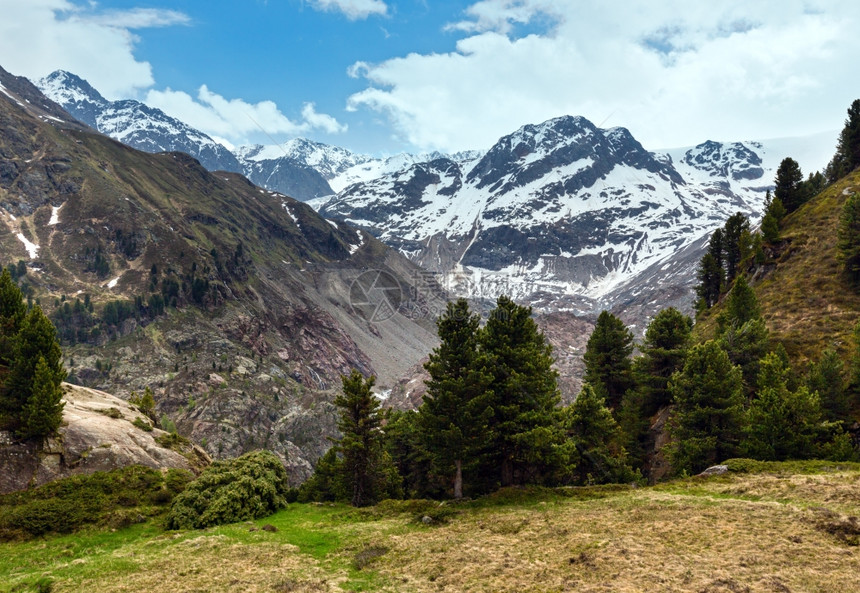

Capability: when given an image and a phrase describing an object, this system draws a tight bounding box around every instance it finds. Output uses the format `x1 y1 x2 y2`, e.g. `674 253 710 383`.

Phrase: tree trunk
501 458 514 487
453 459 463 499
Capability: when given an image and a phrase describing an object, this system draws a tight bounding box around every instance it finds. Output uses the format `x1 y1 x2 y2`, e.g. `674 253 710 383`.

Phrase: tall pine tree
334 370 397 506
481 296 564 487
826 99 860 182
583 310 634 412
564 383 634 485
420 299 493 498
668 341 746 475
774 157 805 213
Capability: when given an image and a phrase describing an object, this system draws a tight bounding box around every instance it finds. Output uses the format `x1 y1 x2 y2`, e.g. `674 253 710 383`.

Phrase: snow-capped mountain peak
37 70 107 128
313 114 812 316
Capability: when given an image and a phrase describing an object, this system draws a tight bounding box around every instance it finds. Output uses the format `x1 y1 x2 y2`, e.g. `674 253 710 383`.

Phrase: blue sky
2 1 859 158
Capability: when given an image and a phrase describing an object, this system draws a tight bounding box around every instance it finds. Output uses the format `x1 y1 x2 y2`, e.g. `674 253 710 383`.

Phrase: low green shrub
156 432 190 450
132 417 153 432
165 450 289 530
0 465 194 539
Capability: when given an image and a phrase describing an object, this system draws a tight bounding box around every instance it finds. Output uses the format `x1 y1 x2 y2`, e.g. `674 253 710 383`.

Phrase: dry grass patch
70 535 343 593
370 482 860 593
5 468 860 593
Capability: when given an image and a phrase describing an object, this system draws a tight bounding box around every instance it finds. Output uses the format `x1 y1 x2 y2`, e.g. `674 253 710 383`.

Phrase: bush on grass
165 450 289 530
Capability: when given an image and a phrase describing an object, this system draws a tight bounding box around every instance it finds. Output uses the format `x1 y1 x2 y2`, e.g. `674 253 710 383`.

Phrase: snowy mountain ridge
37 71 242 173
312 115 834 317
34 70 836 318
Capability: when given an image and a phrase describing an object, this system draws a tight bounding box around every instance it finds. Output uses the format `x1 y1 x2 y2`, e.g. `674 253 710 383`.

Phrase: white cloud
0 0 188 99
348 0 860 152
146 86 347 144
309 0 388 20
302 103 349 134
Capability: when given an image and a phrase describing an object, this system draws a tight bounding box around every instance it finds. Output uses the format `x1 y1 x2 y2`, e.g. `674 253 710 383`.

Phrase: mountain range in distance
35 69 838 323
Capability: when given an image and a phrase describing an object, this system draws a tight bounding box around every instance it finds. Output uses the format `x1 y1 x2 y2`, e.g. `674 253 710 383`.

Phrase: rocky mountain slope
0 383 209 494
314 116 830 319
1 65 443 483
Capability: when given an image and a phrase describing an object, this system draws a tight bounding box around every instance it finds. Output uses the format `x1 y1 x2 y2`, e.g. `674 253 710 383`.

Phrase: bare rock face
0 383 210 494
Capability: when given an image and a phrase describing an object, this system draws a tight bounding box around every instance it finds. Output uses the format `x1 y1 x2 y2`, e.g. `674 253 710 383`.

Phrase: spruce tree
722 213 750 283
635 308 693 415
335 370 393 506
744 352 823 461
837 191 860 283
481 296 564 487
774 157 805 213
826 99 860 182
420 299 493 498
20 356 65 440
668 341 746 475
564 383 634 485
583 310 634 411
806 349 849 423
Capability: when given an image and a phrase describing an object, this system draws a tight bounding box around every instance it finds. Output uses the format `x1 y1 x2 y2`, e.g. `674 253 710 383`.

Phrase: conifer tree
20 356 65 440
826 99 860 182
806 349 849 423
760 213 780 245
564 383 634 485
668 341 745 475
760 189 785 244
709 228 724 272
744 352 823 461
695 252 723 309
635 308 693 415
721 275 761 330
1 303 66 438
774 157 805 213
481 296 564 487
420 299 493 498
334 370 396 506
583 310 634 411
723 213 750 283
0 268 26 373
837 191 860 283
297 448 347 503
383 409 437 499
620 308 693 469
720 318 770 393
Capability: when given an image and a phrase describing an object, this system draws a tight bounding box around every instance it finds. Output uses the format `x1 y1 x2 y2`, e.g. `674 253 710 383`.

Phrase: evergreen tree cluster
304 288 859 506
0 270 66 440
666 279 858 475
302 296 635 505
695 213 755 309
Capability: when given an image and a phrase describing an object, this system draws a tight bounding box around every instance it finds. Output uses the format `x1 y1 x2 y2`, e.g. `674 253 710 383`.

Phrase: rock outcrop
0 383 209 494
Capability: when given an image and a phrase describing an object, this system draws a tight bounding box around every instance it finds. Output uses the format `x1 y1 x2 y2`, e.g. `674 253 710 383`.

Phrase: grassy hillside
2 462 859 592
696 169 860 369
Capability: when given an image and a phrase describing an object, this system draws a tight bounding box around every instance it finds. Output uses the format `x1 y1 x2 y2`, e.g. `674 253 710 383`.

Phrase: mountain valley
1 65 444 482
